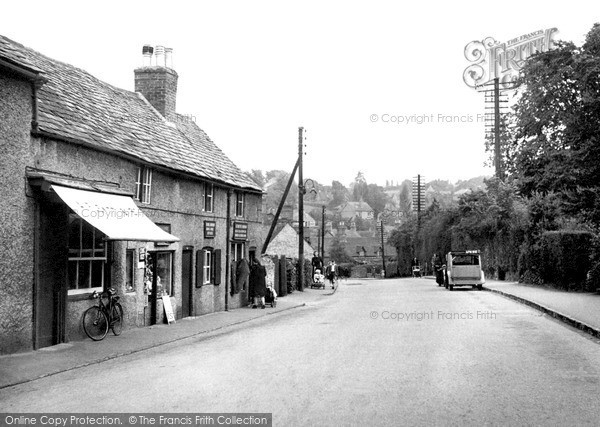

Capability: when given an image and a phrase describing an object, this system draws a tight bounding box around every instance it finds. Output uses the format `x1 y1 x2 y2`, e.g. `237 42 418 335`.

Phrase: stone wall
0 74 35 354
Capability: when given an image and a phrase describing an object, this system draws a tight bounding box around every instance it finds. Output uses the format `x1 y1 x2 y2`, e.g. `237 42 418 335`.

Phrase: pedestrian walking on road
325 260 337 288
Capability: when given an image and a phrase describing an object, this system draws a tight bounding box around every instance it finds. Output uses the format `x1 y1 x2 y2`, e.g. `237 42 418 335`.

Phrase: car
444 250 485 291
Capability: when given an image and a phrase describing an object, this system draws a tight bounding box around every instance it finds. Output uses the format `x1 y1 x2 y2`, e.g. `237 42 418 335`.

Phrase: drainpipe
225 189 232 311
31 81 42 133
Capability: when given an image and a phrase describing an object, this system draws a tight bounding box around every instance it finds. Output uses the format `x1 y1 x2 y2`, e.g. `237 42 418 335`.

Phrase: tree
388 218 417 276
264 170 298 214
398 181 412 217
330 180 348 208
248 169 265 188
364 184 387 219
352 172 368 201
510 24 600 226
329 236 354 263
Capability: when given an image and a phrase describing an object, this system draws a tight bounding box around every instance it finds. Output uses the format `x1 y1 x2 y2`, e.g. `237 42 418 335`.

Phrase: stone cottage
0 36 263 354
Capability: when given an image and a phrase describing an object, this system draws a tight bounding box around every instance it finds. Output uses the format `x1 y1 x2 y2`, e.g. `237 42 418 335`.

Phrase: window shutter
196 250 203 287
213 249 221 285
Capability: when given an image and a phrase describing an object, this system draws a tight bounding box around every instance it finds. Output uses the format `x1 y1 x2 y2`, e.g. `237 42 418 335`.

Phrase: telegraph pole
493 77 503 179
478 78 516 180
298 126 305 291
379 220 386 277
321 205 326 261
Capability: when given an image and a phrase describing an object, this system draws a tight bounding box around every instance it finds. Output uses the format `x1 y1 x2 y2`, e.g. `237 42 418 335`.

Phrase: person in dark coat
249 256 267 308
311 251 323 276
234 258 250 296
432 253 444 285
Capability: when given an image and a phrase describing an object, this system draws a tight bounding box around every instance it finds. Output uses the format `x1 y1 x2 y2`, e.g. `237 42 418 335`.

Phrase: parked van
444 250 485 291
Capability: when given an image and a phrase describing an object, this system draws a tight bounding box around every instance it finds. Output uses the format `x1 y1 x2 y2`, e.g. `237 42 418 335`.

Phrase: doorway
34 197 68 349
182 247 193 317
145 251 174 325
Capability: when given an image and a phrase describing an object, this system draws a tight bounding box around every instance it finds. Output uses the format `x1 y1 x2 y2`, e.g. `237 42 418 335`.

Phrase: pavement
482 279 600 339
424 275 600 338
0 286 337 390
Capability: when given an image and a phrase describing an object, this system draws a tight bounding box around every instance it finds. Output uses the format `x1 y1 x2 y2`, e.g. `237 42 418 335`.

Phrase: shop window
126 249 135 292
203 182 213 212
146 251 173 296
68 215 106 294
135 166 153 204
235 191 245 217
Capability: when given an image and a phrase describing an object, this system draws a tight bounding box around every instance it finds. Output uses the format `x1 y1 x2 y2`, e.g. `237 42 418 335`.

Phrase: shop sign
233 222 248 241
138 247 146 269
204 221 216 238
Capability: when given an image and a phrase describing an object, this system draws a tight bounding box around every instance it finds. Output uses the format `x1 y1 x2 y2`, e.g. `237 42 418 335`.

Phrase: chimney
142 45 153 66
134 45 178 121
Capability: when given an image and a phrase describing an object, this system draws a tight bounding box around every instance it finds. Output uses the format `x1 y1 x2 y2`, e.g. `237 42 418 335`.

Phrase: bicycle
82 287 124 341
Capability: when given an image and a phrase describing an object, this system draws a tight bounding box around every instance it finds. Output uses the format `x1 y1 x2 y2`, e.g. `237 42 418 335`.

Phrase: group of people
312 252 337 288
233 254 272 309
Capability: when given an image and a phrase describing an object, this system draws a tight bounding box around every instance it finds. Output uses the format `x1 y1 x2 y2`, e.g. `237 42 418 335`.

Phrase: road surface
2 278 599 425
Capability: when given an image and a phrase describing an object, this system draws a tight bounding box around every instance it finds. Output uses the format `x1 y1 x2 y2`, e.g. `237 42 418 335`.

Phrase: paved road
2 278 600 425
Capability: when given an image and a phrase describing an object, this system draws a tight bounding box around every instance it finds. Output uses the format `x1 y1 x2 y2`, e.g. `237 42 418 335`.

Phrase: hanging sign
138 248 146 269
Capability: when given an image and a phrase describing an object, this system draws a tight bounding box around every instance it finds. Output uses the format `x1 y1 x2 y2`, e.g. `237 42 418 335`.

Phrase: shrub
535 230 593 290
337 263 352 278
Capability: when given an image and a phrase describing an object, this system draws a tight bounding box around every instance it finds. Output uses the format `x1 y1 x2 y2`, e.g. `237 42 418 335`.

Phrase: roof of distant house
264 224 315 258
0 35 261 192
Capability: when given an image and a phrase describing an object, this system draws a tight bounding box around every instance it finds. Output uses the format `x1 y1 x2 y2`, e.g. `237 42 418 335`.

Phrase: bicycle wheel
83 306 109 341
111 303 124 336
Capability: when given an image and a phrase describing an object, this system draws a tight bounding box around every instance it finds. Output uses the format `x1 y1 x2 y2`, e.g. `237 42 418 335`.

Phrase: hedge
520 230 594 291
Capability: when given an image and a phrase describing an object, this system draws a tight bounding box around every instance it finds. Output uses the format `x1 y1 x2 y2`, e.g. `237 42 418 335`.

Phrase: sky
1 1 599 187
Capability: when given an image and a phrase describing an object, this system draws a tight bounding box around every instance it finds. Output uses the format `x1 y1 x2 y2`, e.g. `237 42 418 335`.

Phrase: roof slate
0 35 261 192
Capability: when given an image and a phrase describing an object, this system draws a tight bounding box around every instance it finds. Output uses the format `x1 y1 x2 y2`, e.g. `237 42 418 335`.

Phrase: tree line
389 24 600 291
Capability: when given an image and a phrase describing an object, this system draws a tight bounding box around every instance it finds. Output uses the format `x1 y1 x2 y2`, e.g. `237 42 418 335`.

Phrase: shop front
30 179 179 348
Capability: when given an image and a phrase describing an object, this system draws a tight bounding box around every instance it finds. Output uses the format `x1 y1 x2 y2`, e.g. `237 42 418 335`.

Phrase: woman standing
249 256 267 308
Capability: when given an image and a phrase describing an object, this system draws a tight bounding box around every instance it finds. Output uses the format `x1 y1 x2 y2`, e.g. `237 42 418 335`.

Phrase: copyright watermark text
370 310 497 321
369 113 486 125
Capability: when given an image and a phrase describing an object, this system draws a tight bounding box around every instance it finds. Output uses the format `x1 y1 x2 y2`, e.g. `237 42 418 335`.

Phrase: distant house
337 201 374 220
323 224 394 263
264 224 315 258
292 210 317 228
0 36 263 354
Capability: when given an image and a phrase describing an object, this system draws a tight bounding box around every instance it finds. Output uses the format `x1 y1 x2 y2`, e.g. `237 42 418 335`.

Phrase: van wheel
477 285 483 291
449 285 454 291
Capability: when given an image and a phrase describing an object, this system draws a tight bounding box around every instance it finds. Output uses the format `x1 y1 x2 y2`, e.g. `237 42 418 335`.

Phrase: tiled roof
0 35 261 192
0 36 44 74
265 224 315 258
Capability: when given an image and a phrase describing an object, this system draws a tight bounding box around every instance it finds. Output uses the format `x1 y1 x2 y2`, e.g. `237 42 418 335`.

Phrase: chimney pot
154 45 165 67
142 44 153 67
164 47 173 69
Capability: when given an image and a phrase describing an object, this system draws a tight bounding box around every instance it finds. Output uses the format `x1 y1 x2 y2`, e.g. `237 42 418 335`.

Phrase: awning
52 185 179 242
